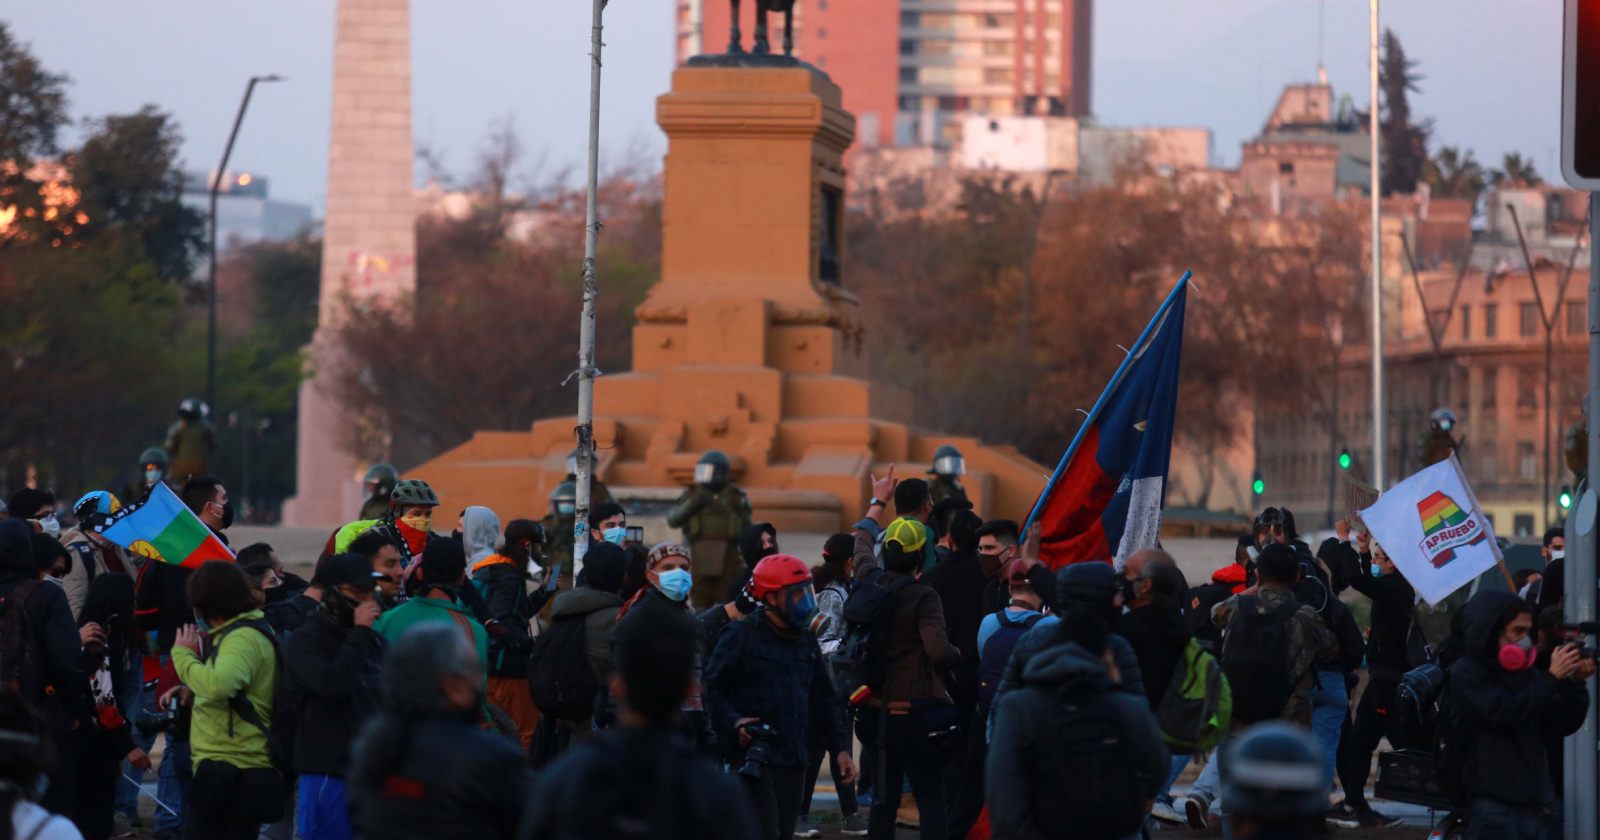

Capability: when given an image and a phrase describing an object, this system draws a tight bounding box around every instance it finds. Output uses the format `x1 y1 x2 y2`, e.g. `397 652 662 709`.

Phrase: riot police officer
164 397 215 482
360 463 399 520
928 444 968 503
124 446 170 503
540 480 578 586
1418 407 1459 467
666 450 752 607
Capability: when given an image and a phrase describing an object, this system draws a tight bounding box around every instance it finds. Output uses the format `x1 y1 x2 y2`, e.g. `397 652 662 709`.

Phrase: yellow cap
884 517 927 555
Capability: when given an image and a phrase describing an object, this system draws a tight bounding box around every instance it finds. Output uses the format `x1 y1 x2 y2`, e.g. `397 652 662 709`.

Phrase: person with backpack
1116 549 1204 825
950 564 1046 839
170 560 285 840
374 540 489 681
704 555 856 840
467 512 547 750
987 608 1169 840
610 542 720 749
1448 590 1591 840
0 516 90 822
530 541 626 749
1184 543 1332 830
1183 536 1252 651
521 599 759 840
283 553 386 840
796 534 867 838
848 519 958 840
66 572 147 840
348 624 534 839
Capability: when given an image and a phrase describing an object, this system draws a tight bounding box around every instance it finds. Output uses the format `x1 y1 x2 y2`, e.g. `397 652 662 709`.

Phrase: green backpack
1156 638 1232 753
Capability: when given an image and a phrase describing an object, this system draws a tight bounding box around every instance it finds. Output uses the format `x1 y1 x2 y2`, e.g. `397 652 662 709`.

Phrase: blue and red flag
1023 272 1189 570
97 482 234 569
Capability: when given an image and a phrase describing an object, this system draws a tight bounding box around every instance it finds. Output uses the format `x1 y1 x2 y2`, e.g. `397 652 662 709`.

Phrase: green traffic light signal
1560 485 1573 510
1338 449 1352 470
1252 474 1265 496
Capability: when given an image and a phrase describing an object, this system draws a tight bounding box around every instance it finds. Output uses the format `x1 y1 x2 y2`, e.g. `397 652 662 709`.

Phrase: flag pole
1022 271 1191 532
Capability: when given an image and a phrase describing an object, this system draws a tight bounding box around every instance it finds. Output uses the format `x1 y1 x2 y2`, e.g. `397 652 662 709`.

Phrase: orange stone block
412 64 1046 532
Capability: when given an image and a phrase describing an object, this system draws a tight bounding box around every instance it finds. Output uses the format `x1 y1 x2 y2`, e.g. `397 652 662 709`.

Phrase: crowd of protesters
1 447 1594 840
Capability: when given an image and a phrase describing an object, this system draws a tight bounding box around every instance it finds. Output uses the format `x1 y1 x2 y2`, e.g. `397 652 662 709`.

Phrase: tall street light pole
207 74 284 413
1368 0 1386 490
572 0 607 579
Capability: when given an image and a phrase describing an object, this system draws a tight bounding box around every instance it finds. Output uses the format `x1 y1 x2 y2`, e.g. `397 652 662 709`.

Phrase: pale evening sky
3 1 1567 209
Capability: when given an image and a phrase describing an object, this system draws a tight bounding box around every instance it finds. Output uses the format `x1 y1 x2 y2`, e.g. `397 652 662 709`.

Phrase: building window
983 67 1014 84
983 40 1013 57
1481 366 1497 410
1461 305 1471 339
1484 304 1498 338
1518 442 1536 480
900 12 919 26
1513 513 1535 537
982 13 1014 27
899 67 917 83
1518 368 1537 409
1570 300 1586 336
899 39 915 55
1481 446 1499 479
1520 302 1540 337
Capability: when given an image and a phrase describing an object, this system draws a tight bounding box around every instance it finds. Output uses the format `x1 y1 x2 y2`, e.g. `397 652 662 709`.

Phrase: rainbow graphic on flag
1416 490 1486 568
95 482 234 569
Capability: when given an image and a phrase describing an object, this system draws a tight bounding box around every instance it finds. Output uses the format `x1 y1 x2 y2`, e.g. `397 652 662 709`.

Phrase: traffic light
1560 484 1574 510
1338 449 1352 471
1252 471 1265 496
1563 0 1600 187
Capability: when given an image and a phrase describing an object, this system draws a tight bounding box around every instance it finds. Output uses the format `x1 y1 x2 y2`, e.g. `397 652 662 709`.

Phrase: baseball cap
884 517 927 555
323 552 383 591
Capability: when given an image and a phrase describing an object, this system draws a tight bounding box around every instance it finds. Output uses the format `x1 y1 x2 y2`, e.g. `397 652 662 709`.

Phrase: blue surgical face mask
602 526 627 545
1370 563 1382 578
656 568 692 602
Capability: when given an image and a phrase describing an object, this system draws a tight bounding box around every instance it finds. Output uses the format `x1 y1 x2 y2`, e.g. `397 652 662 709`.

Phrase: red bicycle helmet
750 554 813 600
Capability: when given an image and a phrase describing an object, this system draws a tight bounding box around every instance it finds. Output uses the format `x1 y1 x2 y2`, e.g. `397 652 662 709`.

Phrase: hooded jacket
0 518 90 734
463 507 544 678
986 640 1168 840
549 585 623 686
1448 590 1590 807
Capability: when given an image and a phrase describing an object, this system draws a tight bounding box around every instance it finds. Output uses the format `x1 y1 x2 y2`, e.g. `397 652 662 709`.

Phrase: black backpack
0 579 44 702
976 611 1043 713
827 568 915 704
207 617 294 775
529 612 600 721
1218 595 1298 723
1028 683 1149 839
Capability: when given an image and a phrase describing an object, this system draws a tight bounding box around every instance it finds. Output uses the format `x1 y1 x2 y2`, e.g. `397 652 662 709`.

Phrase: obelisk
283 0 416 526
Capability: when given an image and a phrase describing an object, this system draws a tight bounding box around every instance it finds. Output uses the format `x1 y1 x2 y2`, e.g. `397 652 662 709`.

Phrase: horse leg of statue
782 4 793 55
727 0 743 53
752 2 770 54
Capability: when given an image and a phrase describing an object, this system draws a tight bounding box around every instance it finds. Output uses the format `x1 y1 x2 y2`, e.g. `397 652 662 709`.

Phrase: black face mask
214 500 235 530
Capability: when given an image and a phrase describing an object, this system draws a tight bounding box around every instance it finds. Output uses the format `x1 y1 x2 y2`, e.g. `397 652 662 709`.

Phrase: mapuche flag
1023 272 1188 570
97 481 234 569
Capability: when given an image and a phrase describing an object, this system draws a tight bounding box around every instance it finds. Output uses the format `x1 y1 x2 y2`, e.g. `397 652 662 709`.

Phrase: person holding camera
705 555 857 840
1449 590 1592 840
170 560 284 840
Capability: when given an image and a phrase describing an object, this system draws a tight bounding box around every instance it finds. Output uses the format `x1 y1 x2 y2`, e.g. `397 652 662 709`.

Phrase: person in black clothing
348 623 534 839
69 572 148 840
265 555 333 639
973 519 1019 620
706 555 856 840
1116 549 1192 823
1329 531 1414 827
919 510 985 730
0 517 90 818
1533 526 1567 609
285 553 386 840
1449 590 1591 840
612 543 717 749
724 522 779 604
521 598 759 840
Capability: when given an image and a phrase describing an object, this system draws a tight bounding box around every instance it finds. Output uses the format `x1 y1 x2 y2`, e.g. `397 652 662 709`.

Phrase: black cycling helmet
389 479 439 510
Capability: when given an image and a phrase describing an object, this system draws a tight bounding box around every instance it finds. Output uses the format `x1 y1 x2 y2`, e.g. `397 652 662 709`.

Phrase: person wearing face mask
9 488 60 541
366 480 441 572
284 554 386 840
1533 526 1566 609
347 625 534 840
123 447 171 505
357 464 398 521
587 502 629 550
468 514 549 750
539 482 579 590
611 543 720 749
1448 590 1592 840
1328 533 1414 828
705 555 857 840
667 451 753 608
722 522 778 607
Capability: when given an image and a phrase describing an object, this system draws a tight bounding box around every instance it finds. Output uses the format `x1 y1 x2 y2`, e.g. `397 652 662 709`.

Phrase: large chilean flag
1024 272 1189 570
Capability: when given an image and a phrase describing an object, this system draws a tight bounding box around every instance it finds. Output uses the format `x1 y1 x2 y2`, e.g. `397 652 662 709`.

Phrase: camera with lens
1557 621 1600 660
738 722 779 780
135 697 186 738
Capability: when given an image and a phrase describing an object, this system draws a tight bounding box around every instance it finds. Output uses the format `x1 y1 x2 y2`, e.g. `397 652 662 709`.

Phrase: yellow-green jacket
172 610 278 770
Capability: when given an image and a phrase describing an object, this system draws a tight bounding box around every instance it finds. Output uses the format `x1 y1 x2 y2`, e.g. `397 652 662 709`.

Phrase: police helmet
695 450 731 487
138 447 170 469
1430 407 1457 433
178 397 206 421
363 463 398 493
550 481 577 518
930 444 966 478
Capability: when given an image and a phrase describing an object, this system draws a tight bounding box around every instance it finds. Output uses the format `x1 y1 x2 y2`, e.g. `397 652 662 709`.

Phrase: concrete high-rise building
283 0 416 526
676 0 1092 150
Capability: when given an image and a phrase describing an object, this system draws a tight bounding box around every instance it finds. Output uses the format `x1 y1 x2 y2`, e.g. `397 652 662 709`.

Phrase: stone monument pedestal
413 65 1045 530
